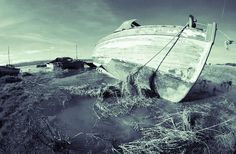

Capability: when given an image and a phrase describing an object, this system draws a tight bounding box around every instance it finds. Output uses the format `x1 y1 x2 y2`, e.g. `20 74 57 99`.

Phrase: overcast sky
0 0 235 64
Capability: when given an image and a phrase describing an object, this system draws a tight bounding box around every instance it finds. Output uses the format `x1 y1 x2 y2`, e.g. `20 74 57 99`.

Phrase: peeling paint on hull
93 22 217 102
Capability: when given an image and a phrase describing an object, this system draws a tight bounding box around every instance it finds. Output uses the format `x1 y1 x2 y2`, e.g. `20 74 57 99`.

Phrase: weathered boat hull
0 66 20 77
49 57 85 70
93 21 217 102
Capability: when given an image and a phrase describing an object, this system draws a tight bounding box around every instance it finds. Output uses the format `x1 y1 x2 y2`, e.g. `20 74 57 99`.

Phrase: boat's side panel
93 25 216 102
0 66 20 77
94 35 208 81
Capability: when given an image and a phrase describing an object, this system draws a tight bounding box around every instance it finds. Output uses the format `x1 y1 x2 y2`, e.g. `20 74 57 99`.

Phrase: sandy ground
0 65 236 153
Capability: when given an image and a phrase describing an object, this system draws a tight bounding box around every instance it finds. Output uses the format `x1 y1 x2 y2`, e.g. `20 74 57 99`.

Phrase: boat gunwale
96 24 208 45
94 34 208 51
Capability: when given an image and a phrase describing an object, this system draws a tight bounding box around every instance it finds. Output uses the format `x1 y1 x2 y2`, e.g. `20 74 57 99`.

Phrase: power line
221 0 227 18
8 46 10 65
75 44 78 59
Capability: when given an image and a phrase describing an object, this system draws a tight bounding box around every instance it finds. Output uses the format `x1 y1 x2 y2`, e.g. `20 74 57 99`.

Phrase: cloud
0 18 28 28
0 0 119 64
23 46 55 54
0 0 235 64
24 50 42 54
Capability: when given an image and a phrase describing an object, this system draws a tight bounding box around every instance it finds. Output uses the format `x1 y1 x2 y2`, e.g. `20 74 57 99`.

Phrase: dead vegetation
94 94 236 154
94 67 236 154
0 65 235 153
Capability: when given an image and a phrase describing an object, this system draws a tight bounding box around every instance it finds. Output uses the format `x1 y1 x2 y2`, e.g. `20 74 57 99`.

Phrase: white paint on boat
92 18 217 102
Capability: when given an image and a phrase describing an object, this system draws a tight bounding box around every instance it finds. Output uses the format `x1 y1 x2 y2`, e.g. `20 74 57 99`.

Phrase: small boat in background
93 15 217 102
49 57 85 70
36 64 47 68
0 47 20 77
49 46 90 70
0 65 20 77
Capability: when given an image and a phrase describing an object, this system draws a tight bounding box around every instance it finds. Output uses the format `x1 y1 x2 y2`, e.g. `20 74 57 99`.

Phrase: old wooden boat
92 16 217 102
0 47 20 77
49 57 84 70
0 65 20 77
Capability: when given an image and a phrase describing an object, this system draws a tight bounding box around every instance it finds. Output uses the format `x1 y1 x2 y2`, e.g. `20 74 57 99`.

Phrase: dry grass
1 65 235 153
94 82 236 154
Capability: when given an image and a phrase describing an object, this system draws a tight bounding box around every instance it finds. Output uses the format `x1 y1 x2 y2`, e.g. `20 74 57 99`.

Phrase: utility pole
8 46 10 65
75 44 78 60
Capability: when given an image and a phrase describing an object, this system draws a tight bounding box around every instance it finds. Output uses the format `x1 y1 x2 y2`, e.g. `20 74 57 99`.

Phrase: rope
133 23 189 76
126 23 189 94
218 29 231 40
154 24 189 73
197 23 234 50
197 22 232 41
149 23 188 92
217 29 234 50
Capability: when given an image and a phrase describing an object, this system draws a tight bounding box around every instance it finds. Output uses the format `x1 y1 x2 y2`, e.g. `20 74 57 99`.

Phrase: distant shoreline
14 58 93 67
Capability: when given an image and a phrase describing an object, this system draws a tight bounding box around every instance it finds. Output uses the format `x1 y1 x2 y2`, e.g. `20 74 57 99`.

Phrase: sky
0 0 235 64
